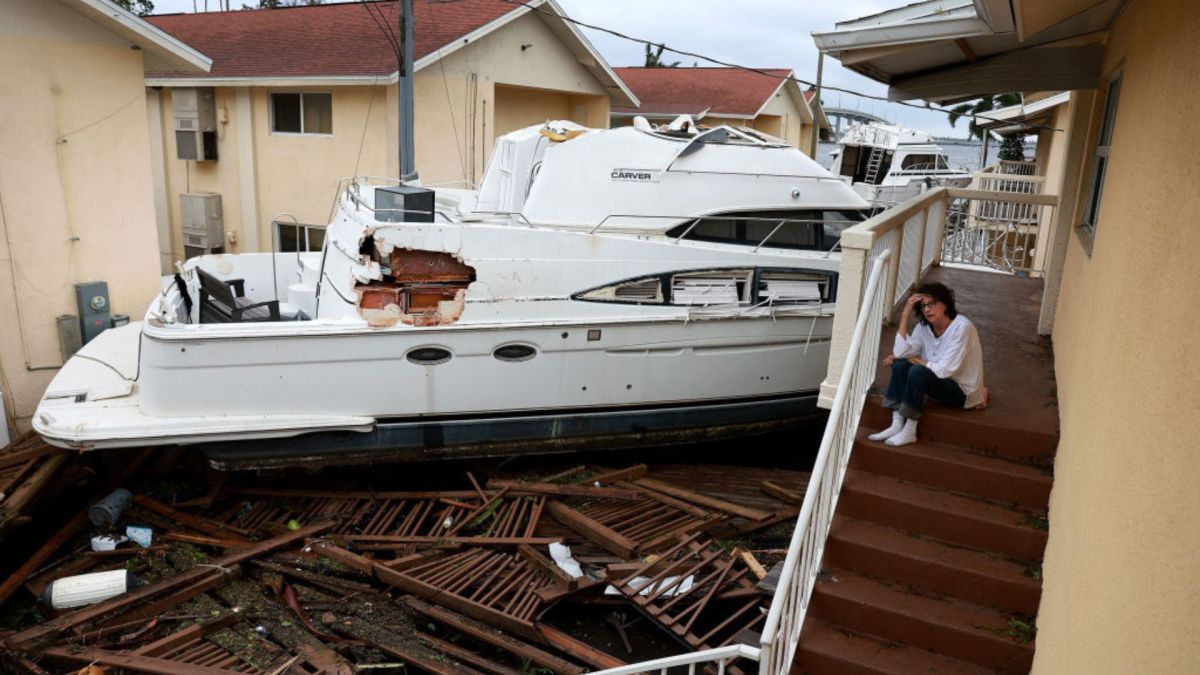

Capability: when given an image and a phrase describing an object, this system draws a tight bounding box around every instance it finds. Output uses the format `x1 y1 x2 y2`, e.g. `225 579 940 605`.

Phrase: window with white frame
270 92 332 135
1081 72 1122 237
275 221 326 252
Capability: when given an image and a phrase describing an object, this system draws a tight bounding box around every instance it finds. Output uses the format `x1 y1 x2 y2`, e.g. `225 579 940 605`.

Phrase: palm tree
947 93 1022 139
644 44 681 68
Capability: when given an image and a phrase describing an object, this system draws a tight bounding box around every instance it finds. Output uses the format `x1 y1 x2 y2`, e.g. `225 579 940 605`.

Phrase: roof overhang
146 75 385 88
812 0 1124 103
975 90 1070 134
62 0 211 72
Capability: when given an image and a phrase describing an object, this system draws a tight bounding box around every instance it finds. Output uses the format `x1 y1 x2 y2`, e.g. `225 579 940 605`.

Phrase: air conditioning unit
181 192 224 259
172 87 218 161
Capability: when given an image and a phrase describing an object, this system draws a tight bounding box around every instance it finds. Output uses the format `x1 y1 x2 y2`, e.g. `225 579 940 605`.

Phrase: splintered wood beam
617 480 711 519
416 630 523 675
536 624 626 671
132 494 254 540
734 548 769 580
518 544 577 586
9 520 335 649
633 478 773 521
759 480 803 506
585 464 649 485
332 615 481 675
345 535 561 547
485 480 642 500
545 501 638 558
955 38 978 63
402 596 585 675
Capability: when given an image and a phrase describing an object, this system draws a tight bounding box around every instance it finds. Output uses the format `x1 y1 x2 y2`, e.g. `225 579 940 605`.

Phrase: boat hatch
354 242 477 328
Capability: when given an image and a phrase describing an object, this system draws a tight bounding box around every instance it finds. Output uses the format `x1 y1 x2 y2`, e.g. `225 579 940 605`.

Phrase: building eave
65 0 212 73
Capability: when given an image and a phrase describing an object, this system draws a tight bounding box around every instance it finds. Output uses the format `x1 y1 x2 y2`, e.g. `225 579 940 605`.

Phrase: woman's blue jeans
883 359 965 419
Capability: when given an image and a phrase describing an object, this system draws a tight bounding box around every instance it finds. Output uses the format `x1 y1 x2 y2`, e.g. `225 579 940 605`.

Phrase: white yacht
828 122 972 210
33 118 869 465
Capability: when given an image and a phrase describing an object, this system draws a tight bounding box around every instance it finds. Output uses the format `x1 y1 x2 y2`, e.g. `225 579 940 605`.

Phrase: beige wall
0 0 165 431
1035 0 1200 671
155 10 613 245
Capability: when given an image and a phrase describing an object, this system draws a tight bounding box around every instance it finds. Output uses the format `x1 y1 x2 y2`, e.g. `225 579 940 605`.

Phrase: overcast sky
148 0 971 138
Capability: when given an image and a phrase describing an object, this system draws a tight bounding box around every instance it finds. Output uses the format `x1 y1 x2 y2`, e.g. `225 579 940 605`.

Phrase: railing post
819 245 867 409
883 236 901 315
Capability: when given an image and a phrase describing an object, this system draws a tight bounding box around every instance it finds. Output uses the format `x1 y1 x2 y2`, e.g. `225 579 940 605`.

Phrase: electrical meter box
75 282 111 345
374 185 435 223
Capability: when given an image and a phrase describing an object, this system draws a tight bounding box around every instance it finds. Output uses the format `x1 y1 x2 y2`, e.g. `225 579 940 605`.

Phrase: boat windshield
666 209 868 250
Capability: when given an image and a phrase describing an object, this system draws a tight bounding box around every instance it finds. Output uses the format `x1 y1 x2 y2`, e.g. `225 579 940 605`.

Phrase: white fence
757 251 892 674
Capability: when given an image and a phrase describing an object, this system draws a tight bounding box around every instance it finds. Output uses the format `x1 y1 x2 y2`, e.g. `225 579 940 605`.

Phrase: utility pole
398 0 418 182
810 52 824 159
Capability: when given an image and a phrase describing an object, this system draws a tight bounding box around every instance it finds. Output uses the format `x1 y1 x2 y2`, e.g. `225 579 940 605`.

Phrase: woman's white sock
868 411 905 441
885 418 919 446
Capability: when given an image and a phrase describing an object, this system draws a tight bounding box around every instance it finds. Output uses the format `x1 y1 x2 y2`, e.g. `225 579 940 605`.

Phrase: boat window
937 155 950 170
493 344 537 362
671 271 751 306
822 210 870 250
406 347 452 365
900 154 939 171
759 271 829 305
577 277 664 304
666 211 825 250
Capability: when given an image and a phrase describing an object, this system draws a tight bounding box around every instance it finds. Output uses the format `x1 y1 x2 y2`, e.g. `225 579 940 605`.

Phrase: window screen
1082 73 1122 235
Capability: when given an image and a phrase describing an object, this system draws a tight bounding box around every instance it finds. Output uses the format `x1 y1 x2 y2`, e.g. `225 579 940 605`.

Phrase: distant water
817 140 1004 174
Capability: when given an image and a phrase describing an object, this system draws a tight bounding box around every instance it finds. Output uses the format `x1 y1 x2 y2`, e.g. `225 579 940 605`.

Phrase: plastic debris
88 488 133 528
126 524 153 547
40 569 145 610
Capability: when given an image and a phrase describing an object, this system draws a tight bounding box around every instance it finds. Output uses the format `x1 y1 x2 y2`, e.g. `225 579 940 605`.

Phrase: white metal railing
757 251 891 674
592 644 762 675
997 159 1037 175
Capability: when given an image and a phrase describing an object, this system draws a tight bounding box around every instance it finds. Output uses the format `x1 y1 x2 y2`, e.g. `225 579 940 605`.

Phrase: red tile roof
612 67 792 117
146 0 519 79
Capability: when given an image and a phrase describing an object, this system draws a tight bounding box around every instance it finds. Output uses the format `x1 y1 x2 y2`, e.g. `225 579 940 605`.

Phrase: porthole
406 347 452 365
493 344 537 363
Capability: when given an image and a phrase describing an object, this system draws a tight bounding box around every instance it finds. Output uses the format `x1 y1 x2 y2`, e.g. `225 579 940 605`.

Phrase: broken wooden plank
517 544 577 586
735 548 768 580
132 494 254 540
416 630 523 675
536 624 625 671
347 535 561 547
9 520 334 648
545 501 638 558
162 532 253 549
486 480 641 500
402 596 584 675
586 464 649 485
633 478 773 521
315 543 546 641
331 614 480 675
615 480 711 519
42 646 244 675
759 480 803 506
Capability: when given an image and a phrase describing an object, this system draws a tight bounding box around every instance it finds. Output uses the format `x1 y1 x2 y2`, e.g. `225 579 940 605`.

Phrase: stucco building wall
0 0 165 430
1034 0 1200 671
154 11 611 251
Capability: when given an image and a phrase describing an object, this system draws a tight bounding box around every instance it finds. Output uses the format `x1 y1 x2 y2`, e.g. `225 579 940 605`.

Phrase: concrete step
793 618 994 675
851 427 1052 510
839 469 1048 561
810 568 1034 673
825 516 1041 614
862 397 1057 466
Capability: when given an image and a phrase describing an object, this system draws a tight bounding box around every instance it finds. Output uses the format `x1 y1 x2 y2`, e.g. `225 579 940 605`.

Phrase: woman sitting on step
869 282 987 447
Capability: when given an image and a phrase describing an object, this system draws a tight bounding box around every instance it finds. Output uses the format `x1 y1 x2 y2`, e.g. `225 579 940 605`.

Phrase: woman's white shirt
893 315 986 408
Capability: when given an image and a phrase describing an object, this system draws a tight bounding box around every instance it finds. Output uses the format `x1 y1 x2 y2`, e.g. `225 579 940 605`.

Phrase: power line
494 0 1061 133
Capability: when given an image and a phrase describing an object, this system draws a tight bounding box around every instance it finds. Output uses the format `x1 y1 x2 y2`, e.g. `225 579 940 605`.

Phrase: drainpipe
398 0 418 182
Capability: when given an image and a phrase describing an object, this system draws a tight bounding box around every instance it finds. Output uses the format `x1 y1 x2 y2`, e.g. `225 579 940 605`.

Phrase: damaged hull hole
356 247 476 327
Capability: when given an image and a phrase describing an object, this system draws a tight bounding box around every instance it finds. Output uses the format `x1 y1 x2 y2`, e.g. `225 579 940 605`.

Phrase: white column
145 89 172 274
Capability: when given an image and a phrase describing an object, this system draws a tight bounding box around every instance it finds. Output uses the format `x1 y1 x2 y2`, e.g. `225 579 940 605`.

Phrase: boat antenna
398 0 418 183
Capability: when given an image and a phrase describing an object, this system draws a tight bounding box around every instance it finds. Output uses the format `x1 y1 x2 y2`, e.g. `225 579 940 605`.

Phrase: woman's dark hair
915 282 957 325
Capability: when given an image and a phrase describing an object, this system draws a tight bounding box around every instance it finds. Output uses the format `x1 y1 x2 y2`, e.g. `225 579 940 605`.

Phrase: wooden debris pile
0 460 805 674
0 433 72 535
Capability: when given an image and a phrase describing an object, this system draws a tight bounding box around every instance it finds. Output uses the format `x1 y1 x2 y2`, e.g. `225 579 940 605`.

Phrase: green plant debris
1006 615 1037 644
1024 562 1043 581
1022 512 1049 531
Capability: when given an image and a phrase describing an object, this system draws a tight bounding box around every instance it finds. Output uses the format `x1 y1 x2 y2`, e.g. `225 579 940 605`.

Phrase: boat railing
757 249 891 675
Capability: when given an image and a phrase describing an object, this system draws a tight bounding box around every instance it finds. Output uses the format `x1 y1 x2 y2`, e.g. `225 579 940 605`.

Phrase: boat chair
196 268 280 323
